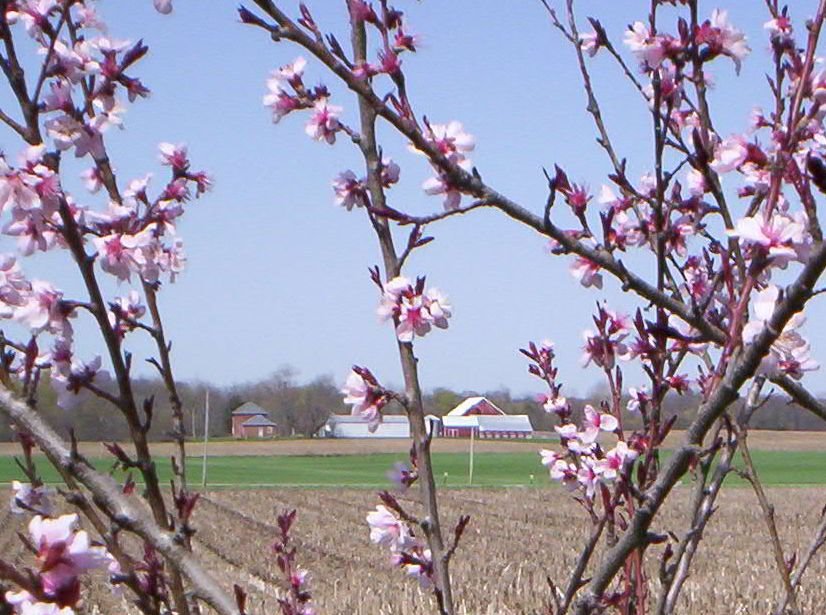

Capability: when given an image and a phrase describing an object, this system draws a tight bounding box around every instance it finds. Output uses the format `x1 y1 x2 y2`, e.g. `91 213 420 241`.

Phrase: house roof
232 402 268 416
241 415 277 428
441 414 534 432
328 414 408 424
446 396 505 416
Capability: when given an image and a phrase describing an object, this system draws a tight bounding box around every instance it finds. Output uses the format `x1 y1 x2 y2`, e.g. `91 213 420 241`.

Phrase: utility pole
468 425 475 486
201 390 210 490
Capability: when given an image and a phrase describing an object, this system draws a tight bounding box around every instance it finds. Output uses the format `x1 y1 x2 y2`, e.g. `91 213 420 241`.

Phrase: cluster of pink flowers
581 306 631 371
521 340 570 417
331 158 400 210
4 513 112 614
419 121 475 210
263 55 346 146
366 499 433 588
376 276 452 342
622 9 749 73
542 408 638 499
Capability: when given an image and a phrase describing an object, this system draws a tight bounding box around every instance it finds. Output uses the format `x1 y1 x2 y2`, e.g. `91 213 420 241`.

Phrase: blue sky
6 1 826 397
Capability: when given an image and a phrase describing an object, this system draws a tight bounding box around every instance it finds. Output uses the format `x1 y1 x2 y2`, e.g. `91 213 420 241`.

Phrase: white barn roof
441 414 534 432
329 415 408 424
446 396 505 416
324 414 410 438
477 415 533 433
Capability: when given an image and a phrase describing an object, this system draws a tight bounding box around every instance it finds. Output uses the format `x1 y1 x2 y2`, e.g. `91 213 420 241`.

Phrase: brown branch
142 281 188 491
774 504 826 614
734 383 801 615
770 374 826 422
343 6 456 613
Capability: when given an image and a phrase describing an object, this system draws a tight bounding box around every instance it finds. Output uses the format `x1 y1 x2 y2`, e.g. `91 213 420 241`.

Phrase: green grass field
0 450 824 488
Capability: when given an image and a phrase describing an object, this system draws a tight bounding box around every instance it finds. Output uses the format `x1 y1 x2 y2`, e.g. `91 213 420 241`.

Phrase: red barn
231 402 278 439
437 397 533 439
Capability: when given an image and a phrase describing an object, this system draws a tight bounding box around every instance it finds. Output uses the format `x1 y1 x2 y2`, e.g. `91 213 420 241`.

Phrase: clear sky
7 1 826 397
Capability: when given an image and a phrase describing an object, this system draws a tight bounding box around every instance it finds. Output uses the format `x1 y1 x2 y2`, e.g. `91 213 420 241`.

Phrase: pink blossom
158 142 189 171
624 22 666 68
729 213 806 264
80 167 103 193
764 16 793 41
422 169 465 211
581 329 628 370
424 288 451 329
542 394 569 415
577 459 600 499
742 285 806 345
332 171 368 210
6 0 58 38
366 505 410 549
598 441 638 481
570 256 603 289
50 355 109 410
685 168 707 196
696 9 750 72
92 233 147 281
423 121 475 162
539 449 563 468
377 276 451 342
5 597 75 615
396 294 432 342
626 386 650 414
710 136 749 173
0 159 41 213
15 281 71 335
305 100 342 144
0 254 31 314
29 513 110 603
5 211 58 255
263 57 306 122
109 290 146 336
10 481 55 516
774 343 819 380
581 404 619 443
396 548 433 588
579 31 601 57
380 158 400 187
341 368 387 431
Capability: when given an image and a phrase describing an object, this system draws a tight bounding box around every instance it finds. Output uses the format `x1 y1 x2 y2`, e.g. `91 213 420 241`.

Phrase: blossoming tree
240 0 826 613
2 1 826 614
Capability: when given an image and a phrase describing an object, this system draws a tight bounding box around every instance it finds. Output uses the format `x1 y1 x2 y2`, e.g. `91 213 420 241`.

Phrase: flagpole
201 390 209 490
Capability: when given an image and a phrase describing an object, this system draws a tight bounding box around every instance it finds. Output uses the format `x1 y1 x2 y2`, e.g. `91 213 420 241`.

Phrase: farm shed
435 397 534 438
231 402 278 439
320 415 410 438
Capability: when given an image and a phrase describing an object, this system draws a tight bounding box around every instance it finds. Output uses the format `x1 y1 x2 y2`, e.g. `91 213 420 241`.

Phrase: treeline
0 369 823 442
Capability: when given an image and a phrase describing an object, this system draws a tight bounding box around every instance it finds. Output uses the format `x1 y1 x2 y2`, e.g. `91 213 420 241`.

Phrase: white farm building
320 415 410 438
432 397 534 439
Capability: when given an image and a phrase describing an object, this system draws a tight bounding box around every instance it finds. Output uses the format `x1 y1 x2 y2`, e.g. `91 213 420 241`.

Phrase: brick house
231 402 278 439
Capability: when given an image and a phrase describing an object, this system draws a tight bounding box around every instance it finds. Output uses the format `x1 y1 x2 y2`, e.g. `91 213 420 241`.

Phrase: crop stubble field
3 486 826 614
2 433 825 612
